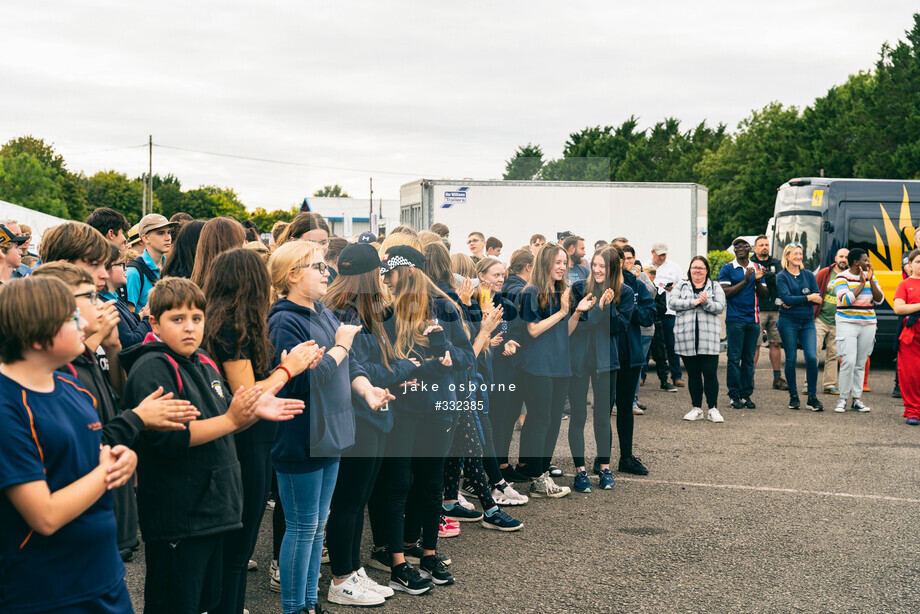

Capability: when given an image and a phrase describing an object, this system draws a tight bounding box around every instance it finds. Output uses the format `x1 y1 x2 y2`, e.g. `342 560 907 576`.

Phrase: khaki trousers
815 319 838 389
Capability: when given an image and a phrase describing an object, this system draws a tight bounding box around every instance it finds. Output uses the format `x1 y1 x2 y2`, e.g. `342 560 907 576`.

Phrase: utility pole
141 173 147 216
369 177 373 233
148 135 154 214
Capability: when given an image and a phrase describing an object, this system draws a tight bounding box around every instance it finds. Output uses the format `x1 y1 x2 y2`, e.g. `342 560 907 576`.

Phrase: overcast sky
3 1 917 212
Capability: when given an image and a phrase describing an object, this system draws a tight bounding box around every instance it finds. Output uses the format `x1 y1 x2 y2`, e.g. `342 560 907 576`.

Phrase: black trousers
476 411 504 486
384 413 453 555
326 420 385 576
650 325 670 384
612 366 641 460
682 354 720 409
519 374 568 477
214 439 273 614
144 533 224 614
489 362 524 465
568 371 616 467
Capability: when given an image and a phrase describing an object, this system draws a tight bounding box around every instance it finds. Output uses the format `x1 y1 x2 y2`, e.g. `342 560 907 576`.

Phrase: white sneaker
683 407 704 421
491 483 528 506
529 472 570 498
247 559 257 571
852 399 871 413
834 399 847 413
457 493 475 511
327 573 386 606
357 567 394 598
707 408 724 423
632 404 645 415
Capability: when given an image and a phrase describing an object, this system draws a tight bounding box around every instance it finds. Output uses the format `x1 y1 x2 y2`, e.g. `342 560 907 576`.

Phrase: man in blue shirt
125 214 175 313
719 238 767 409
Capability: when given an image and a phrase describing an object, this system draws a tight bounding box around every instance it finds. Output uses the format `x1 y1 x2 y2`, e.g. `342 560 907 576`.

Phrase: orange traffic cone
862 357 871 392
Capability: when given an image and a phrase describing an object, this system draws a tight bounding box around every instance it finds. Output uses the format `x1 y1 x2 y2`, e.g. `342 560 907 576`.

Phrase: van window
773 214 821 271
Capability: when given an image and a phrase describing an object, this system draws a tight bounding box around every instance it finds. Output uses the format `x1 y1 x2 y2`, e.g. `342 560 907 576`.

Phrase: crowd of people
0 210 918 614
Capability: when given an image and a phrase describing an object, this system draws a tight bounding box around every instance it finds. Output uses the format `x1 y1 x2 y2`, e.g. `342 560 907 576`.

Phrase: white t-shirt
654 259 683 316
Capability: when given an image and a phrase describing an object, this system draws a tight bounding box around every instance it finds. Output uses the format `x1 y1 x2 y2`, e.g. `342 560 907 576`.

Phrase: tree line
503 13 920 248
0 135 355 230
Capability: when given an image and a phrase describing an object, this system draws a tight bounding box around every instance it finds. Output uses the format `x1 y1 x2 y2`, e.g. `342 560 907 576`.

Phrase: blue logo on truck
441 187 469 208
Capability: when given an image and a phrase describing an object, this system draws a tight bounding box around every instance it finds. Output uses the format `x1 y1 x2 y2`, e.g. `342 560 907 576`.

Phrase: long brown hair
389 266 459 360
277 212 330 247
203 248 274 376
585 246 624 305
422 241 455 288
324 269 395 369
508 248 534 276
528 243 567 309
190 217 246 288
450 252 476 279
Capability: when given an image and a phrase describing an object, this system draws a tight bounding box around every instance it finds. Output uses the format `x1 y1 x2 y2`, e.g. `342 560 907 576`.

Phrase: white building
306 197 400 238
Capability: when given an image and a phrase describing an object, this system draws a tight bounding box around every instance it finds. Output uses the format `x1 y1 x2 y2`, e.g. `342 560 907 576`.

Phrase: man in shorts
750 235 786 390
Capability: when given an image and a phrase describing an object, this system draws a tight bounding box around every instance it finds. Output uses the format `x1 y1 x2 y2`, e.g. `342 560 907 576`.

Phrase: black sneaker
806 396 824 412
661 382 677 393
404 543 451 566
419 554 455 586
459 481 477 498
618 455 649 476
742 397 756 409
389 562 433 595
893 385 902 399
501 466 531 483
729 397 744 410
548 464 563 478
368 547 390 572
788 396 801 410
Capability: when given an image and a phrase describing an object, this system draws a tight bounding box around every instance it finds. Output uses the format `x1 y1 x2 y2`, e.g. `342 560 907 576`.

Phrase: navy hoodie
382 294 475 422
570 280 635 374
120 336 242 542
492 274 527 384
268 299 365 472
334 306 419 434
622 270 657 368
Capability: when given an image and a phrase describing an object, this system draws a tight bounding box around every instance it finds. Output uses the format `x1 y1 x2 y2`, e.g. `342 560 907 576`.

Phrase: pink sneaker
439 516 461 538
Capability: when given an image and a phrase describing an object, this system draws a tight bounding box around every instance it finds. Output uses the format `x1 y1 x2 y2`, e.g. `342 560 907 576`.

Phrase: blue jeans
635 334 654 403
725 320 759 398
277 462 340 614
776 317 818 398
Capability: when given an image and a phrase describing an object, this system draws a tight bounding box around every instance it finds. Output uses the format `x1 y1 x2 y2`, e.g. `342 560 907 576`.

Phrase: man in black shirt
751 235 786 390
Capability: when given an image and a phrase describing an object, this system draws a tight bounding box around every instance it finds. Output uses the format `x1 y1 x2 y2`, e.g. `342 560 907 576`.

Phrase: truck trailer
399 179 708 267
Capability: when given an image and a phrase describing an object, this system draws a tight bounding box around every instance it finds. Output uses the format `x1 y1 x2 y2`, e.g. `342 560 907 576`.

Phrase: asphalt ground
125 356 920 613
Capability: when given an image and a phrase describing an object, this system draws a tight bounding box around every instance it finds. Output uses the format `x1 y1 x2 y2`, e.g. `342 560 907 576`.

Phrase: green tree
503 144 545 180
151 174 187 220
85 170 148 220
184 186 248 220
313 184 350 198
698 102 808 248
0 153 67 217
0 136 87 219
248 206 298 232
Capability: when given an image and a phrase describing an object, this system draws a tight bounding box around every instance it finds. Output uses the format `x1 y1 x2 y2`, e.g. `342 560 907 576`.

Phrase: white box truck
399 180 708 267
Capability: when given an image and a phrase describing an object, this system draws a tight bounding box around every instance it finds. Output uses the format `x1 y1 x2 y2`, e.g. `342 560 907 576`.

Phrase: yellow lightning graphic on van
870 186 914 306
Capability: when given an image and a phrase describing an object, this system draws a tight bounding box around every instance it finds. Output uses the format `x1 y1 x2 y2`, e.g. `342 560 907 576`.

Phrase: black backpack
126 257 158 306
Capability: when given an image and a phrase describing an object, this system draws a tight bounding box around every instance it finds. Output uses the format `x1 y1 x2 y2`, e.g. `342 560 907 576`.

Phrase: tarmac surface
125 357 920 613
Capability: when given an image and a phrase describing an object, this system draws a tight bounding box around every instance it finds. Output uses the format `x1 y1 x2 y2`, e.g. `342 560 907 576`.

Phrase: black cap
337 243 383 277
380 245 425 274
357 231 377 244
0 224 28 246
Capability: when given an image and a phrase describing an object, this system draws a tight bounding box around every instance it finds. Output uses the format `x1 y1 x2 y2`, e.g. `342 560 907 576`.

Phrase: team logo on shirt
211 380 225 399
87 421 102 431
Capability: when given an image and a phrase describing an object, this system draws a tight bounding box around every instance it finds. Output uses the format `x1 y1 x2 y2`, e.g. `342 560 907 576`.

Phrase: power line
153 143 436 177
70 143 148 156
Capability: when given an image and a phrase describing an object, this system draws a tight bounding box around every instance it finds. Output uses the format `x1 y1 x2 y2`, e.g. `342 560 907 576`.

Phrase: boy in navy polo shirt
719 238 767 409
0 276 137 613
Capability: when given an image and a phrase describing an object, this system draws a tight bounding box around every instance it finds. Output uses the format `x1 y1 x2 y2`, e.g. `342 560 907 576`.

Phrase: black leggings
568 371 615 467
384 414 452 555
326 421 385 577
476 411 504 486
519 374 568 477
214 439 272 614
490 363 524 466
444 456 496 509
682 354 720 409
